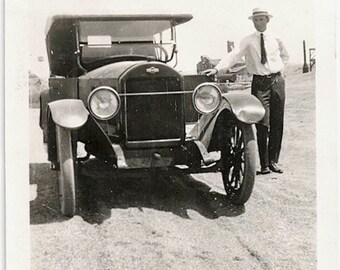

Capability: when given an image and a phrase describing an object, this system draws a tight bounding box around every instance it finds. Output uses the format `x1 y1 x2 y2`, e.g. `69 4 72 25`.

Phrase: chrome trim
146 67 159 74
125 138 182 149
87 86 121 120
127 138 181 144
192 82 222 115
120 90 193 97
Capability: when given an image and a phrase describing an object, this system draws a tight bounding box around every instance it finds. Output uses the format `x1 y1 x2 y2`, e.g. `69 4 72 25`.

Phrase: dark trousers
251 74 285 168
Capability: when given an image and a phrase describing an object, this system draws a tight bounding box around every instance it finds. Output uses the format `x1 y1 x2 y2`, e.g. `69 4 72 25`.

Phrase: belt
253 72 281 78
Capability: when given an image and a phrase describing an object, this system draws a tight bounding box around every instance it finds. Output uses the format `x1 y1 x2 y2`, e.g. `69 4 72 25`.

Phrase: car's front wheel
221 122 256 205
56 125 77 217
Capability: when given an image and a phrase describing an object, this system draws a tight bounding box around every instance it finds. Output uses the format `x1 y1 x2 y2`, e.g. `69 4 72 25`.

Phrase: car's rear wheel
56 125 77 217
221 122 256 205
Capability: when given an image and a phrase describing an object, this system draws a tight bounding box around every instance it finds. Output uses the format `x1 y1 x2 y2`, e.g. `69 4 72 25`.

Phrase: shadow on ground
30 163 68 224
30 159 245 225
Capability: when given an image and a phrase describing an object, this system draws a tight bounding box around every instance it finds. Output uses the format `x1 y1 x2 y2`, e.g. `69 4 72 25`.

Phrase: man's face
252 15 269 32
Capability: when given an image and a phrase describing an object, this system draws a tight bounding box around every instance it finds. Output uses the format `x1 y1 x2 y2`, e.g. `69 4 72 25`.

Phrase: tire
56 125 77 217
221 122 256 205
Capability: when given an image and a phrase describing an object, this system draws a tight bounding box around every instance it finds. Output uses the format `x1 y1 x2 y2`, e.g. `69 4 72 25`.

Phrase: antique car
40 14 265 217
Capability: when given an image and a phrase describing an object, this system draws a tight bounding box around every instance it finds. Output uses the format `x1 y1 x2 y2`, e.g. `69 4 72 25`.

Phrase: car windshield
79 20 175 64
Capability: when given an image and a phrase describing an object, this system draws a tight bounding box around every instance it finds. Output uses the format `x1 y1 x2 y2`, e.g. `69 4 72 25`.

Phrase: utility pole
302 40 309 73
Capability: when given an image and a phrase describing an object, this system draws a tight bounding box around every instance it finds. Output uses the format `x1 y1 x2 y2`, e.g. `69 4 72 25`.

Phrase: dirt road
30 71 316 270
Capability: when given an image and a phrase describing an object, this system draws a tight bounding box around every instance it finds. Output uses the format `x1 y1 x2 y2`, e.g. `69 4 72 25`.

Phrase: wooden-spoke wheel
56 125 77 217
222 122 256 205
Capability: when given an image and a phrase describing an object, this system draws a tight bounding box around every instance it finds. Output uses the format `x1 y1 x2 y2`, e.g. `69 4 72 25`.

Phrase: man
203 7 289 174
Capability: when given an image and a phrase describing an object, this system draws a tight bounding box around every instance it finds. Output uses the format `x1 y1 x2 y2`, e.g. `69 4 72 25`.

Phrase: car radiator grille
124 77 184 144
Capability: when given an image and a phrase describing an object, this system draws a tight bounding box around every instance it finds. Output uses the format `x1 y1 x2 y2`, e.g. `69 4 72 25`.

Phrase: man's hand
201 68 218 76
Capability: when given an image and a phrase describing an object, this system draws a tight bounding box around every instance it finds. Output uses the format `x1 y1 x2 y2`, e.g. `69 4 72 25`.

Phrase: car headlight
88 86 121 120
192 83 222 114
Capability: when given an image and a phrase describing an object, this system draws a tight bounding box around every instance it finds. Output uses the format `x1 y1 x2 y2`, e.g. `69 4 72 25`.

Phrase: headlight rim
192 82 222 114
87 86 121 120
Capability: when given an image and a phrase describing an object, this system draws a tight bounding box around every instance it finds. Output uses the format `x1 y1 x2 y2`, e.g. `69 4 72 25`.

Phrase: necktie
260 33 267 65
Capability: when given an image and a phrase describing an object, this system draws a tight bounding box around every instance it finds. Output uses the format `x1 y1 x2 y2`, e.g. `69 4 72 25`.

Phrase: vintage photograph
5 0 338 269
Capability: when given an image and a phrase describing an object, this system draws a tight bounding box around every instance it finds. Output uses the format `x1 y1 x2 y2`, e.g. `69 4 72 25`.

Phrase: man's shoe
269 163 283 173
257 166 271 175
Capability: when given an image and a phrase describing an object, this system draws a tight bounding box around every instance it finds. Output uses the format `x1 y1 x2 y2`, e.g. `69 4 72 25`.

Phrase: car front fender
222 92 265 124
48 99 89 130
188 93 265 150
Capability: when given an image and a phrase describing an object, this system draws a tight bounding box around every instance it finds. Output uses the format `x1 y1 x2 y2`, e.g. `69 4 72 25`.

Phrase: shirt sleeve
277 38 289 64
214 37 248 72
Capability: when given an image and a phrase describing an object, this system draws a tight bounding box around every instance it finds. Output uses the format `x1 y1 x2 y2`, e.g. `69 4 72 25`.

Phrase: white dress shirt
215 30 289 76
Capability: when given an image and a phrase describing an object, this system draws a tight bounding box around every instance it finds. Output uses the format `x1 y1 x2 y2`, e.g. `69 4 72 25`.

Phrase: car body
39 14 265 216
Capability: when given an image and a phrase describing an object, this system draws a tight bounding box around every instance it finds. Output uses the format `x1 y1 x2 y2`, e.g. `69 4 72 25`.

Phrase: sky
27 0 315 77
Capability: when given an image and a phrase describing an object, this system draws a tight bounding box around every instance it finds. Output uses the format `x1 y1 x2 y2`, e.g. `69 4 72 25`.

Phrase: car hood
80 61 146 79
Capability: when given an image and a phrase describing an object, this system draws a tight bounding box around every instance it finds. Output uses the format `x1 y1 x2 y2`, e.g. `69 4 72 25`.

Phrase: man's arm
277 38 289 64
202 38 248 76
277 38 289 76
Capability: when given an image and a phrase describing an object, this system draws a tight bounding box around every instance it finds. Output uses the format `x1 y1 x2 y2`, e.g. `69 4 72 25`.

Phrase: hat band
252 11 269 16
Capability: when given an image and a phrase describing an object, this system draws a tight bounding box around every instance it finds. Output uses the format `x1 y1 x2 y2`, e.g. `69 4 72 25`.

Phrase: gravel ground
30 71 316 270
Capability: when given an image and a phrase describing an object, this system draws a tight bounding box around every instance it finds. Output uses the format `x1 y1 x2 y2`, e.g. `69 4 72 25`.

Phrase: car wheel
56 125 77 217
221 122 256 205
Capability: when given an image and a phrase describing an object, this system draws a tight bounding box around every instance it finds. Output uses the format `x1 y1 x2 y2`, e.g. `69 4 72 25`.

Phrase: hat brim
249 14 273 20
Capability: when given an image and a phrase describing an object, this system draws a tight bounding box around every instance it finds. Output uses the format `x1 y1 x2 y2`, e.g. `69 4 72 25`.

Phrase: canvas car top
45 14 193 35
45 14 193 77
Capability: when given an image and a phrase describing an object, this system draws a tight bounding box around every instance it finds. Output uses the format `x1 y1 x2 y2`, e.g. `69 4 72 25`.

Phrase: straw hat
248 7 273 20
